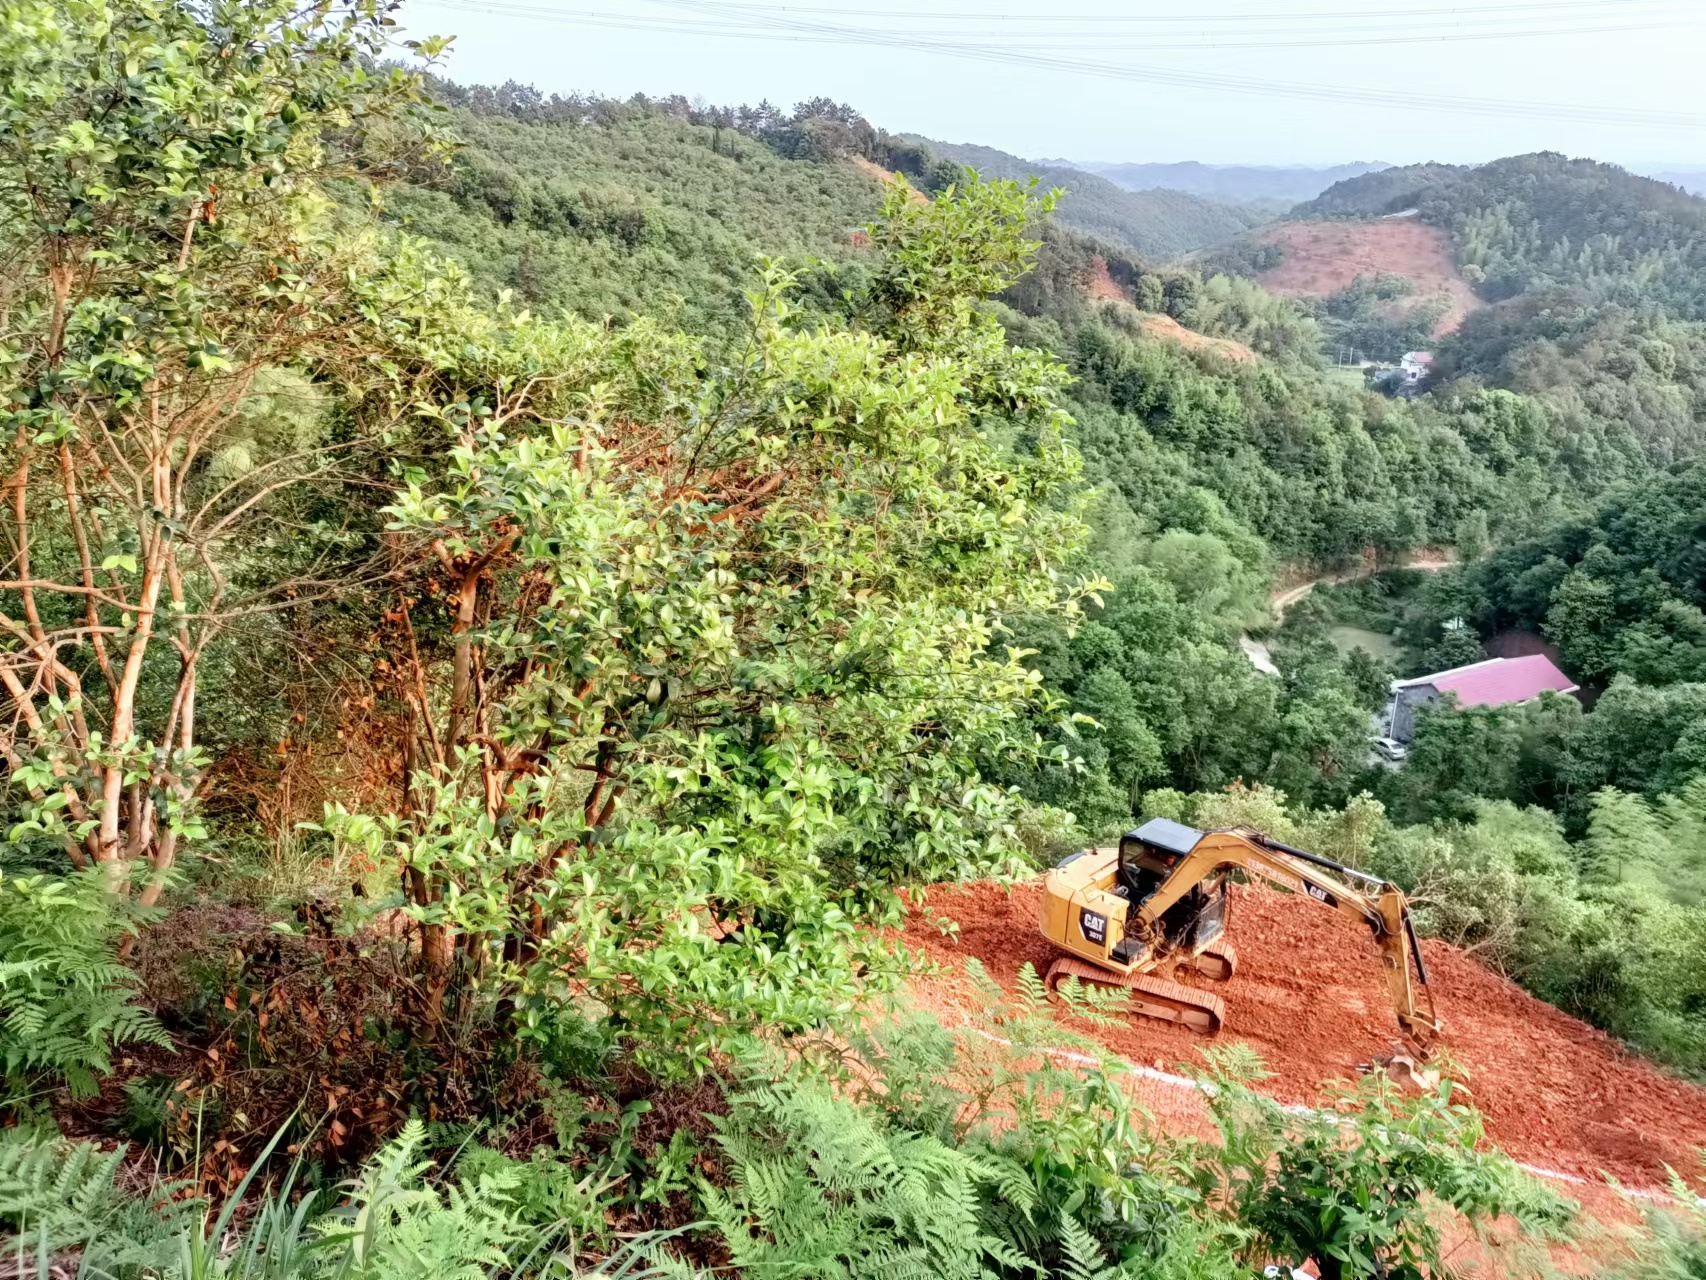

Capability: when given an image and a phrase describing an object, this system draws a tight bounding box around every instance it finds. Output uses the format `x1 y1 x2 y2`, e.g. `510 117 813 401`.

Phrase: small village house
1386 654 1578 744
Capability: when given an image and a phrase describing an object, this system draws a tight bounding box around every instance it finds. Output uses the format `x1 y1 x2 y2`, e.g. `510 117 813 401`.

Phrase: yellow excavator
1039 818 1440 1054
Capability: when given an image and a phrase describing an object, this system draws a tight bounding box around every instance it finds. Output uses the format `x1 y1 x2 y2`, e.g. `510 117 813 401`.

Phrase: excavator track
1044 956 1226 1034
1193 941 1238 982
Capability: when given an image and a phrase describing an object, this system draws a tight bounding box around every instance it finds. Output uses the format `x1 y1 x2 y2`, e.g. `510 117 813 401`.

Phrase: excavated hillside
1084 257 1254 363
901 879 1706 1194
1254 218 1481 335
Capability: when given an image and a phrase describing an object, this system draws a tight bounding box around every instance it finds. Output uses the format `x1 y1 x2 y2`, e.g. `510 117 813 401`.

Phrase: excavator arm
1128 828 1440 1049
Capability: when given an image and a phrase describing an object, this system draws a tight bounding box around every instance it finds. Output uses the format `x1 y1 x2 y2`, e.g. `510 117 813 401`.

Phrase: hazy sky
405 0 1706 168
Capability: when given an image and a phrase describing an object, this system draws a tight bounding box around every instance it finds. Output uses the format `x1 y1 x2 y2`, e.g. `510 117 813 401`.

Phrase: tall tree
0 0 450 904
332 178 1098 1060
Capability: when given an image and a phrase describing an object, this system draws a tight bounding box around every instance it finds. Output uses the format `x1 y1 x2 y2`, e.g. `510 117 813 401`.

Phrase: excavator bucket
1359 1052 1441 1093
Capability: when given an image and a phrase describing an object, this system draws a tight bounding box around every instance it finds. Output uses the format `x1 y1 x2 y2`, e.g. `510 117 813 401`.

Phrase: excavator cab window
1187 877 1229 947
1119 819 1227 951
1152 874 1226 946
1117 842 1171 904
1118 818 1205 904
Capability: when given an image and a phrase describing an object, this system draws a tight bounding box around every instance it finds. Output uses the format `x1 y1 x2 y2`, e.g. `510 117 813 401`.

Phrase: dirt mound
1255 220 1480 336
901 879 1706 1190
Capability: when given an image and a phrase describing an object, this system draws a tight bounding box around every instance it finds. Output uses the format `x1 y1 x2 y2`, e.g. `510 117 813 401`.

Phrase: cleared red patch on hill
900 879 1706 1191
1084 258 1254 362
850 155 927 204
1084 255 1126 301
1135 312 1254 364
1255 219 1481 335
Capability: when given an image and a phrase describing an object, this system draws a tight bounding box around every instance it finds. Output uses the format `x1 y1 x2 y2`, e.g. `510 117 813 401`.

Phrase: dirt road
1268 551 1457 622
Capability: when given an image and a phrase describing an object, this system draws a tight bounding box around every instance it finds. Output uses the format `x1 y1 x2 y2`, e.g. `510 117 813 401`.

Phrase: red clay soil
900 879 1706 1192
1254 219 1481 336
849 155 928 204
1085 255 1126 302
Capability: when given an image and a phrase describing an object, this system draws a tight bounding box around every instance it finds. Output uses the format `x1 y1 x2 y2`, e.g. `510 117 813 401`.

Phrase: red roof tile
1401 654 1578 707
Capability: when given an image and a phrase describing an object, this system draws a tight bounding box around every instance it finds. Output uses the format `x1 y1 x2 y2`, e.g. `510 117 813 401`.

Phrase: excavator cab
1118 820 1228 953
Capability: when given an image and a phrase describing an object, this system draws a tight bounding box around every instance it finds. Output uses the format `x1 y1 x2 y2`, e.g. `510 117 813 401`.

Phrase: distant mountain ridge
1647 169 1706 196
1057 159 1390 206
912 138 1267 260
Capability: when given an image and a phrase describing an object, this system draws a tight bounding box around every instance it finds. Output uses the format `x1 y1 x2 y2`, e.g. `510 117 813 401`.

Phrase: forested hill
1294 153 1706 309
1368 155 1706 467
372 77 1706 839
1287 161 1469 219
393 85 1266 338
388 86 1699 567
1186 152 1706 470
386 87 886 334
908 139 1267 257
15 13 1706 1269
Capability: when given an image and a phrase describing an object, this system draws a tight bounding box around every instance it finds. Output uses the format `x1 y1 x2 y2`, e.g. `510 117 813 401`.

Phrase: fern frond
1013 962 1050 1011
0 869 164 1097
1056 1214 1116 1280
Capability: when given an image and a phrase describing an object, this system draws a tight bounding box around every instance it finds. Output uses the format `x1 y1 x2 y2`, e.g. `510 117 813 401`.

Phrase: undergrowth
0 869 166 1107
0 958 1582 1279
0 1121 694 1280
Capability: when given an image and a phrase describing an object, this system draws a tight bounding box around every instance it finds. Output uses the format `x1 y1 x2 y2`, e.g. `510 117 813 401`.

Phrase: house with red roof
1386 654 1579 744
1399 350 1434 383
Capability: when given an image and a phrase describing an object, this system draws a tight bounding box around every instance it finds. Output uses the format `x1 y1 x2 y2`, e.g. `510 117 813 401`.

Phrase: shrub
723 964 1244 1280
1197 1045 1574 1280
1613 1163 1706 1278
703 1076 1029 1280
0 1121 695 1279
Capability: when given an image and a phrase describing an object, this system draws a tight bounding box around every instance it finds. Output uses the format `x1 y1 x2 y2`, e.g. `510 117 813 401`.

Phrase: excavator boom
1039 818 1440 1052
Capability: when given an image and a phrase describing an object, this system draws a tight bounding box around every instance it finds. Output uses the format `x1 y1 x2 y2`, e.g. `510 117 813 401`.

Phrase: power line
643 0 1702 57
424 0 1698 44
415 0 1706 129
620 0 1688 23
651 0 1706 126
424 4 1695 51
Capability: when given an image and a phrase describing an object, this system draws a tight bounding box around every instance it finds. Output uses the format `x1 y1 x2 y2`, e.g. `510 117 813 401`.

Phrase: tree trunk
402 706 452 1024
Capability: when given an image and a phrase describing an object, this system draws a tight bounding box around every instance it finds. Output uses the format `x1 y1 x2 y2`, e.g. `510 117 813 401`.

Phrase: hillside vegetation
300 66 1706 1078
1202 154 1706 459
1257 159 1706 1070
8 6 1706 1277
393 83 886 333
1296 153 1706 311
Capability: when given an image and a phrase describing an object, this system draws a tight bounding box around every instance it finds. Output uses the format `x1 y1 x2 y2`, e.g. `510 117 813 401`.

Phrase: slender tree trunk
401 707 452 1024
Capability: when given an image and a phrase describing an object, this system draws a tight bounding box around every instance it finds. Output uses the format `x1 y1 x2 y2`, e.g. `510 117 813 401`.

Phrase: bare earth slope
1255 219 1481 335
1084 259 1252 363
902 879 1706 1190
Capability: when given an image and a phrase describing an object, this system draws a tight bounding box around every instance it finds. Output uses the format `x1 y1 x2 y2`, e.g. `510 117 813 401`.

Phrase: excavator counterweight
1039 818 1441 1055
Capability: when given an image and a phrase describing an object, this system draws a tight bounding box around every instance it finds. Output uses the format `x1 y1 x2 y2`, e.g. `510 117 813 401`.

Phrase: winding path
1238 550 1459 675
1268 550 1458 623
